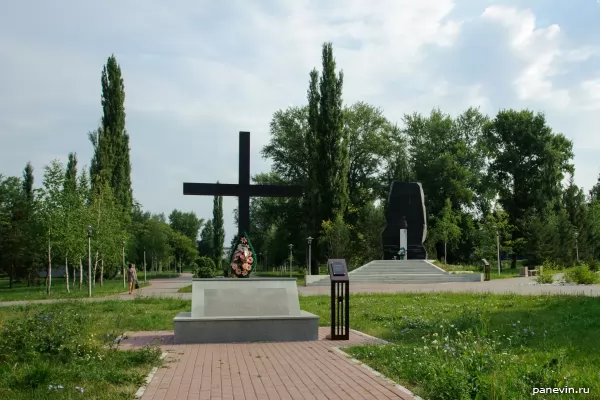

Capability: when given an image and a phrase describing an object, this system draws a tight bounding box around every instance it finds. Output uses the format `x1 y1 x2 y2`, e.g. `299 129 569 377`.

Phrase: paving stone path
121 327 418 400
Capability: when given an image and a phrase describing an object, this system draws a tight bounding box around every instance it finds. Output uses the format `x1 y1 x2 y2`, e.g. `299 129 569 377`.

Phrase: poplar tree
212 188 225 273
89 55 132 224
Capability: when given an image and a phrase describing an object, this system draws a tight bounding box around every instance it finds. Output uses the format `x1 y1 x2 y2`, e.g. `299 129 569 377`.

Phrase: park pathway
298 276 600 297
2 275 600 308
0 273 194 308
121 327 418 400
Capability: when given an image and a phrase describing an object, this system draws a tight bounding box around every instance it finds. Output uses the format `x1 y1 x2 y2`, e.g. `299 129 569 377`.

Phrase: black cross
183 131 304 238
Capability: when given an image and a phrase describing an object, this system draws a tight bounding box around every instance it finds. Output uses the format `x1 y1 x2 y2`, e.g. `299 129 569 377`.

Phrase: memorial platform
173 278 319 344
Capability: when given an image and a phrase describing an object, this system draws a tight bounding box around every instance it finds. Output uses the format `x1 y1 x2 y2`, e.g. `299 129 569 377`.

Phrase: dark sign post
482 259 491 281
326 259 350 340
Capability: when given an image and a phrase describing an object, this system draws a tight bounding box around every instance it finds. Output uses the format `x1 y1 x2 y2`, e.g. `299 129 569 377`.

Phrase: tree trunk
65 256 70 294
100 258 104 287
46 244 52 295
444 241 447 264
9 266 13 289
79 258 83 290
93 252 99 286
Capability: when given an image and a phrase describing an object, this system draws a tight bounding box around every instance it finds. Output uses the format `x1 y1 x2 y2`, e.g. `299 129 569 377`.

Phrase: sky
1 0 599 243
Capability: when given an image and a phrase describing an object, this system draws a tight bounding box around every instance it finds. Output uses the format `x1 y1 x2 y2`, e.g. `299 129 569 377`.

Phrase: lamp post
496 230 501 275
87 226 92 298
307 237 313 276
143 246 147 283
288 244 294 278
122 237 126 288
264 250 268 271
575 231 580 263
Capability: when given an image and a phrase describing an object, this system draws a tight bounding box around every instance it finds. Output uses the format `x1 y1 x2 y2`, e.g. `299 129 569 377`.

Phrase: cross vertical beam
183 131 304 240
238 131 250 238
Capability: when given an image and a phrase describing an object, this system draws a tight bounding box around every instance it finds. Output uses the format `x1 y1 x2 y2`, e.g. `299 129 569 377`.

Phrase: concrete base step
305 259 482 286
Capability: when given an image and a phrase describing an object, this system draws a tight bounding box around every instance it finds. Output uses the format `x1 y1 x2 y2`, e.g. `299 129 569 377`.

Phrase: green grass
300 293 600 399
178 285 192 293
0 278 151 302
0 298 186 399
2 292 598 399
0 272 182 302
435 261 522 280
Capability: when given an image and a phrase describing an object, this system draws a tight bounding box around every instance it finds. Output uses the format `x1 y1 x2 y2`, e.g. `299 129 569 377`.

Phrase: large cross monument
183 131 304 237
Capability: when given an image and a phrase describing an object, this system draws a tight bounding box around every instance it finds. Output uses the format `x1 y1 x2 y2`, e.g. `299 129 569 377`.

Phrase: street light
87 226 92 298
288 244 294 278
307 236 313 276
575 231 580 263
143 246 147 283
496 230 501 275
122 237 126 288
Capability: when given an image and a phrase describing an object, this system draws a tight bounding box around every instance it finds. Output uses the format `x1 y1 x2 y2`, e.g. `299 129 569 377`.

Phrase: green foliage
90 55 133 224
536 268 555 284
0 301 163 398
319 213 351 259
212 193 225 271
433 199 462 263
485 109 574 267
194 256 216 278
168 209 203 242
0 311 100 363
299 293 600 400
564 265 599 285
198 220 214 257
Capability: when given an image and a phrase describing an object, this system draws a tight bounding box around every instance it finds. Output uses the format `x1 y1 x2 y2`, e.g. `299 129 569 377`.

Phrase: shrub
564 265 600 285
194 256 216 278
588 259 600 272
536 271 554 284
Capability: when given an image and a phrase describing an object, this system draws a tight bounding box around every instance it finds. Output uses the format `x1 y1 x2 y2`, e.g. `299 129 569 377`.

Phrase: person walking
127 263 138 295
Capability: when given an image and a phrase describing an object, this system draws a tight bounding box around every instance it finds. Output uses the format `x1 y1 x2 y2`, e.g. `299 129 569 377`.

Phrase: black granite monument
381 182 428 260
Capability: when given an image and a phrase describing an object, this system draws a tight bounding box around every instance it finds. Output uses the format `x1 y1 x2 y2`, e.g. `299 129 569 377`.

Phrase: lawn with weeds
300 293 600 400
435 260 523 280
0 273 180 302
2 293 598 399
178 285 192 293
0 298 190 399
0 278 149 302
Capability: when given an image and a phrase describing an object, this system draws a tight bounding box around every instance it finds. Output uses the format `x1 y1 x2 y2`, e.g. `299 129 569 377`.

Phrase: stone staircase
305 260 482 286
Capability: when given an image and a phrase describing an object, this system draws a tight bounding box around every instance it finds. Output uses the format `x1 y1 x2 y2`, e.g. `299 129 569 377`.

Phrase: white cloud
581 77 600 109
481 5 587 109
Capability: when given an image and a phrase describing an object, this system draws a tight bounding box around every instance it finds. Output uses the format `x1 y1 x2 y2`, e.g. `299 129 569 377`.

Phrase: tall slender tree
21 162 38 284
212 189 225 273
90 55 132 224
315 42 348 221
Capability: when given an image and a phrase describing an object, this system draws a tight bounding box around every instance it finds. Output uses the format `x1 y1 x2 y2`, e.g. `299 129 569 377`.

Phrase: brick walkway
120 328 417 400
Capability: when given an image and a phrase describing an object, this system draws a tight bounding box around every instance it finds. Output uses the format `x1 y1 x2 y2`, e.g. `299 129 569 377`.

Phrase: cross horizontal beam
183 183 304 198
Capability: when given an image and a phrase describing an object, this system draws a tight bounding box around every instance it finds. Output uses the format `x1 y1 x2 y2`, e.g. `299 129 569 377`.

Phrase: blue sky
1 0 599 242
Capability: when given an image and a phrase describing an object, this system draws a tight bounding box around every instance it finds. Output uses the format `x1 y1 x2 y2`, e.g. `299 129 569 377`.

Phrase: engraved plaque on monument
204 288 289 317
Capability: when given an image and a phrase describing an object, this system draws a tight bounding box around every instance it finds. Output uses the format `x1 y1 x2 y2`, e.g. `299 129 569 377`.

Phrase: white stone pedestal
173 278 319 344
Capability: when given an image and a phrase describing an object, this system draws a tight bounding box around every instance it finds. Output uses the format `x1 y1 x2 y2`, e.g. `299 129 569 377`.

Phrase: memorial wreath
231 233 256 278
